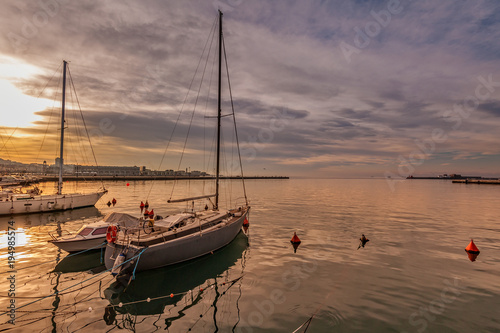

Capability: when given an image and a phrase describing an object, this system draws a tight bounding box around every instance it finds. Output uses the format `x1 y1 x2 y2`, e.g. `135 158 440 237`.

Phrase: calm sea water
1 178 500 332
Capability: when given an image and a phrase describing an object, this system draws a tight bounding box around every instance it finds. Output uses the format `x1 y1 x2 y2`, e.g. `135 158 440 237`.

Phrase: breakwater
38 175 289 182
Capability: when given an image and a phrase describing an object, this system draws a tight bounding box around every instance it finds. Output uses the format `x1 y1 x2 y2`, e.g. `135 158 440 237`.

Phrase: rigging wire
168 15 219 201
35 62 64 163
0 249 146 319
68 80 91 167
144 14 219 202
67 64 105 190
222 34 248 205
35 78 61 164
202 28 219 195
0 128 18 158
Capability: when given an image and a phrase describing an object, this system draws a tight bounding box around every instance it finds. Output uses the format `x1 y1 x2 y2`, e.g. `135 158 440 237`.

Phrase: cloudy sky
1 0 500 178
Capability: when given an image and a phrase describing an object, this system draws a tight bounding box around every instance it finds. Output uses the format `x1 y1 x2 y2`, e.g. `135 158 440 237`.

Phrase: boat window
92 227 108 235
78 228 93 236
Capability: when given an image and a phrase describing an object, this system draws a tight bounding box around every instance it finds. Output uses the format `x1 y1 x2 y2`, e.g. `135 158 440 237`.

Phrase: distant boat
0 61 107 216
0 175 36 187
104 10 250 278
0 176 21 187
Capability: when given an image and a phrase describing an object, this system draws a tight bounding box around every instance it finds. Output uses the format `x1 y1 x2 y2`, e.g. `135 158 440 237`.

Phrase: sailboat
104 10 250 277
0 61 107 216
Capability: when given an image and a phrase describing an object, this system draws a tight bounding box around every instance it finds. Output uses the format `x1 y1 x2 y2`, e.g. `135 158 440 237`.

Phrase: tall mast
215 10 223 210
58 60 67 195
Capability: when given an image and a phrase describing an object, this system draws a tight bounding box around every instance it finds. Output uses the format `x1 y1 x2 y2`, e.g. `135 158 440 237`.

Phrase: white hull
49 212 140 253
0 191 106 216
49 236 106 253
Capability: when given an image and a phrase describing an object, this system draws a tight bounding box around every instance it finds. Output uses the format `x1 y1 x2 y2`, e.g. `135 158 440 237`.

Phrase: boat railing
232 197 249 209
48 229 73 241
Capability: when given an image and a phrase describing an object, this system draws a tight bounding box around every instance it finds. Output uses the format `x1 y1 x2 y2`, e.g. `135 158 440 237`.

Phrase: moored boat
104 10 250 279
49 212 140 253
0 61 107 216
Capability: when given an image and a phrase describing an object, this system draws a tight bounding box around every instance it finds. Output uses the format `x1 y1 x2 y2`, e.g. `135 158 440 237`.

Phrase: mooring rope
0 248 145 318
0 241 107 276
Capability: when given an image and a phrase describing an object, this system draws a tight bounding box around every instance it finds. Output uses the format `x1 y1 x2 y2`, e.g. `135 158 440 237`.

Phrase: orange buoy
465 239 480 254
290 232 301 244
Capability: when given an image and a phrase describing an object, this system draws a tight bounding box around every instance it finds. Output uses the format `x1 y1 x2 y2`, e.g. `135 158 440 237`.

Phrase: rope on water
0 241 107 276
0 248 144 318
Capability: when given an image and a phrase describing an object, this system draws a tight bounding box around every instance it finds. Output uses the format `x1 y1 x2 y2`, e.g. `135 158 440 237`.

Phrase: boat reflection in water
0 206 101 230
104 231 248 327
53 250 106 274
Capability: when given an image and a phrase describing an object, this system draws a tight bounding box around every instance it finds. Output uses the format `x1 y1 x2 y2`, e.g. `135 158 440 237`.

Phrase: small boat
104 10 250 277
49 212 140 253
0 176 22 187
0 175 39 187
0 61 107 216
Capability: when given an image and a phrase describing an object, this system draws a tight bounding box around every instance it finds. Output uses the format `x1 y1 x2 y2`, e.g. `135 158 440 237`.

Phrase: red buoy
126 183 130 186
140 201 145 212
467 251 479 262
149 209 154 218
465 239 480 254
112 198 117 206
145 201 149 209
144 209 149 218
291 232 301 244
243 216 249 227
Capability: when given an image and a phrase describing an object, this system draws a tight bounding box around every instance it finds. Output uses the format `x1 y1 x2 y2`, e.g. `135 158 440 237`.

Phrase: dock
38 175 289 182
452 179 500 185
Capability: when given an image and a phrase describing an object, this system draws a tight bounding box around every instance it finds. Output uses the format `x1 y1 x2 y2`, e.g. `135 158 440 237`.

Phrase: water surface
1 178 499 332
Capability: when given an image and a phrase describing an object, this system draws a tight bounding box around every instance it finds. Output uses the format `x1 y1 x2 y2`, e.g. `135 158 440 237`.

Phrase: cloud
478 101 500 117
1 0 500 177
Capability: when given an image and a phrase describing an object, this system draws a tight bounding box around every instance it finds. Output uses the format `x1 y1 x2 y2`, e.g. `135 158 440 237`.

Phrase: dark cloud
478 101 500 117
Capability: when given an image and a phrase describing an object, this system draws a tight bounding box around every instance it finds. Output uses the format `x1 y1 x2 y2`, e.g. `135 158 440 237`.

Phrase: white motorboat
49 212 140 253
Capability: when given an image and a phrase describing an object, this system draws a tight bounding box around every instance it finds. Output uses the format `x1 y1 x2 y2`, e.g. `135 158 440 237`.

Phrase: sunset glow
1 1 500 178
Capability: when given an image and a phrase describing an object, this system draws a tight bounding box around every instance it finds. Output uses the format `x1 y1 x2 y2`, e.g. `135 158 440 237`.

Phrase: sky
1 0 500 178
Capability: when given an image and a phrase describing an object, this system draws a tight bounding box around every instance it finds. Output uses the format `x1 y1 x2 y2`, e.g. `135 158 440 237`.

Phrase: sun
0 56 53 128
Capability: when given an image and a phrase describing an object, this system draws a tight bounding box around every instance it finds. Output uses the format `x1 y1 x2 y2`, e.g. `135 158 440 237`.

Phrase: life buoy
106 225 118 243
